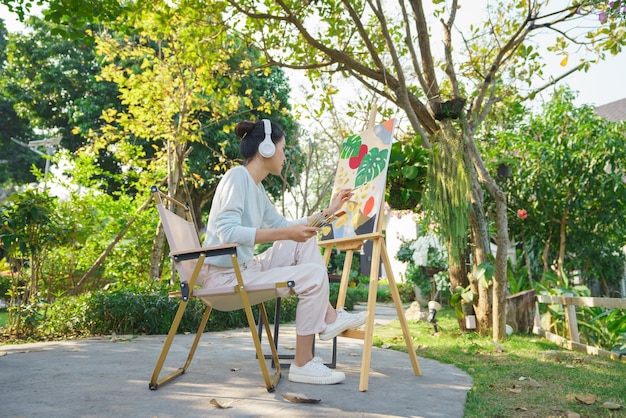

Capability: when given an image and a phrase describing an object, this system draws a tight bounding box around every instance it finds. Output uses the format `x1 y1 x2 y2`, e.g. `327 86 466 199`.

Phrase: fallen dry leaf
230 367 241 372
566 411 581 418
276 390 321 403
508 387 523 394
210 398 232 409
575 394 597 405
528 378 542 388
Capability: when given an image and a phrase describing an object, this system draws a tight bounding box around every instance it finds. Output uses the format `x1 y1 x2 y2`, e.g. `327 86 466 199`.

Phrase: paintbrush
349 181 370 192
309 210 347 227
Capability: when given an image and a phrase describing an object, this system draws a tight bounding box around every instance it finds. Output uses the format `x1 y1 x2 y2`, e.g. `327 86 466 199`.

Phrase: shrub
40 294 91 337
376 284 392 302
329 283 350 310
328 282 371 310
0 272 10 301
397 282 415 304
31 276 402 340
39 284 299 338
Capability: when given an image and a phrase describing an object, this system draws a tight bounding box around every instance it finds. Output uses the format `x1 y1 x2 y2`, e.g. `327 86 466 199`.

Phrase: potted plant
396 232 448 302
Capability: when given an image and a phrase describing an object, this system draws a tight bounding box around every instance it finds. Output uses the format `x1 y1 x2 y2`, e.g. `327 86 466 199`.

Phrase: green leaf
340 134 362 159
402 165 420 179
462 290 475 304
475 260 495 281
355 148 389 187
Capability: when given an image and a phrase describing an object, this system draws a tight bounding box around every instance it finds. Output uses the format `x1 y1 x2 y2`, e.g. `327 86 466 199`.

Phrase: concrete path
0 304 472 417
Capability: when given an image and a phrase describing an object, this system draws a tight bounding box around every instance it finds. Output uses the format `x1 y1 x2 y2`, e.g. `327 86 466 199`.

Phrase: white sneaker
319 308 367 341
288 357 345 385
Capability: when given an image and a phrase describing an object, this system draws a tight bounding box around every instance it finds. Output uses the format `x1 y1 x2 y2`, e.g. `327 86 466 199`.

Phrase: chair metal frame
257 298 338 369
148 186 294 392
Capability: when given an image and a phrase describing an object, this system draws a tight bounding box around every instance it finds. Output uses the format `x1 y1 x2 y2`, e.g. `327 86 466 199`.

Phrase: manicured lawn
373 306 626 417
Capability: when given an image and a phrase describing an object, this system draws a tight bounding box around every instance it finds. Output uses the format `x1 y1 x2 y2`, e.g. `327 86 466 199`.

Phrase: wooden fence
535 295 626 363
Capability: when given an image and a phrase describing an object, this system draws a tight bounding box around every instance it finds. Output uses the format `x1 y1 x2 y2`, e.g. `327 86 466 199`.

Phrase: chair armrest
171 244 238 261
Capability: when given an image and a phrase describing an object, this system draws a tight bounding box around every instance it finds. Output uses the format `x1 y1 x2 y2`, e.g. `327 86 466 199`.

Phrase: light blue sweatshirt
203 166 306 267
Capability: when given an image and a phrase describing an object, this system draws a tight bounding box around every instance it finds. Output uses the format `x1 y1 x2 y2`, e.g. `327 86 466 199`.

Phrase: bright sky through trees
1 3 624 108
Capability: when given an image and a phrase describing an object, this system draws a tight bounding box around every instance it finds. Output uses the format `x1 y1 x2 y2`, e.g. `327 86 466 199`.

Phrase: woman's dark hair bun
234 120 255 139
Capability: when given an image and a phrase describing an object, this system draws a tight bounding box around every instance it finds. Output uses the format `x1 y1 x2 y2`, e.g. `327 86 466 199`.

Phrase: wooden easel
319 110 421 392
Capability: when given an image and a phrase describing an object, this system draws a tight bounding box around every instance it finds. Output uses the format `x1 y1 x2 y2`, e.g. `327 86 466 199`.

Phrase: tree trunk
162 141 184 284
557 208 568 278
466 133 509 340
447 253 467 291
542 234 552 273
149 222 165 280
447 238 468 294
492 192 510 341
469 202 492 333
468 152 492 333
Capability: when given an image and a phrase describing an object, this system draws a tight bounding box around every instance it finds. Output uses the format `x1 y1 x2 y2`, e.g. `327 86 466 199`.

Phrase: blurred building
595 97 626 122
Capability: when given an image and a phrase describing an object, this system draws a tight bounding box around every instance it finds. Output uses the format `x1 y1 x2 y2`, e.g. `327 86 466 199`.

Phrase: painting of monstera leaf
322 119 396 240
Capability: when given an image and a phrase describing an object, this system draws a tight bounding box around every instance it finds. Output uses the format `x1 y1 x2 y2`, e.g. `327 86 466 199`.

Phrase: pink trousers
203 237 329 336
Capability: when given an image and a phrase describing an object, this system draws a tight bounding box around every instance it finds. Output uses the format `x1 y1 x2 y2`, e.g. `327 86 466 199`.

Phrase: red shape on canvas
349 144 369 169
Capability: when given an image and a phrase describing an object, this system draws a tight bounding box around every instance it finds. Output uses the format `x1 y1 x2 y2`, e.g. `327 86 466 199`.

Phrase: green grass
373 306 626 418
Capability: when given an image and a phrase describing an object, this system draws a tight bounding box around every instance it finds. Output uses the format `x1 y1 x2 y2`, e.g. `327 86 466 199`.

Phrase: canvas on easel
318 116 421 392
321 119 396 240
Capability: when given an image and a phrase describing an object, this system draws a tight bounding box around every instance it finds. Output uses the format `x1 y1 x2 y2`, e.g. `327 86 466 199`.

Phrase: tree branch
471 4 534 117
523 62 585 100
408 0 441 102
441 0 461 98
350 67 432 146
398 0 429 97
342 0 386 71
367 0 420 137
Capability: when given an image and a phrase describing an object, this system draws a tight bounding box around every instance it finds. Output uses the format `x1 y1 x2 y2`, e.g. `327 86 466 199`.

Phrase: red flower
517 209 527 220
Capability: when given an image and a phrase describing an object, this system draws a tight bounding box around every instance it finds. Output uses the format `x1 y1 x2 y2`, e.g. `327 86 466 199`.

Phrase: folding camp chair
148 186 294 392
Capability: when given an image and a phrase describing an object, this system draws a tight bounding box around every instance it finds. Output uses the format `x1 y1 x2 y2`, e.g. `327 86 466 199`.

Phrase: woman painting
202 119 366 385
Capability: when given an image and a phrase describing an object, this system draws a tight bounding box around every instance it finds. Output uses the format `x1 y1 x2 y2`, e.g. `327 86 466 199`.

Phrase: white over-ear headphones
258 119 275 158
